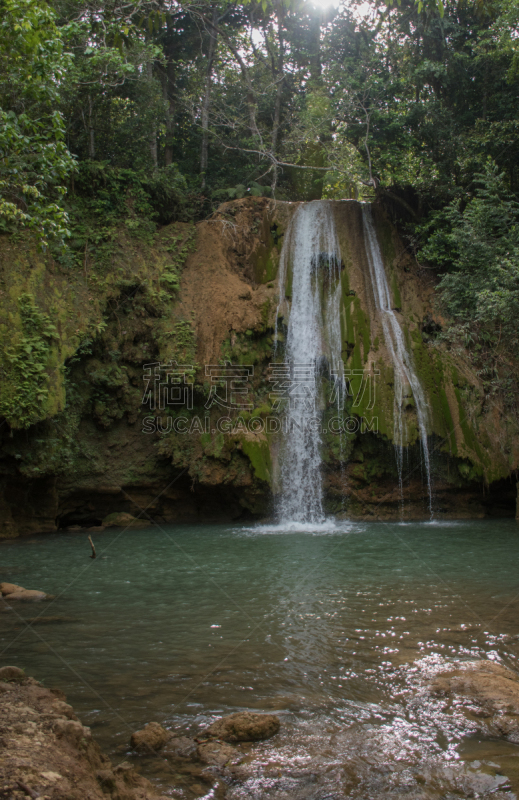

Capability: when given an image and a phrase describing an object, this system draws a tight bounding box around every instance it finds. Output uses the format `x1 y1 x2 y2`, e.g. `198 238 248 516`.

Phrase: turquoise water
1 518 519 798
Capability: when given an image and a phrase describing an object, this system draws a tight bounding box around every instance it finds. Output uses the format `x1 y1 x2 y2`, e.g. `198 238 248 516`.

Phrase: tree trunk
147 61 158 170
200 7 218 188
271 2 285 161
203 14 260 141
88 94 95 159
163 60 175 166
270 14 285 194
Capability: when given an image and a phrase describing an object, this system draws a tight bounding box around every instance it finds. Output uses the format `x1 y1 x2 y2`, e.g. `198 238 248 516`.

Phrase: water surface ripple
1 519 519 798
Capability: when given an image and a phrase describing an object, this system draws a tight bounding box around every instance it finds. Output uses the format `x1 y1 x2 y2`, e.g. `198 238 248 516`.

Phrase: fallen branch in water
88 535 96 559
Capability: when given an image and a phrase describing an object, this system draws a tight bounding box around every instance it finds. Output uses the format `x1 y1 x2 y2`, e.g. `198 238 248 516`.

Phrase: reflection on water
1 518 519 798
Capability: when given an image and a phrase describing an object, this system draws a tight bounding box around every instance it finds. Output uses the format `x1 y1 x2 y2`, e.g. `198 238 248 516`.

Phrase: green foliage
158 225 196 301
420 163 519 350
160 320 198 378
0 0 75 246
212 181 268 200
60 161 190 271
0 293 59 428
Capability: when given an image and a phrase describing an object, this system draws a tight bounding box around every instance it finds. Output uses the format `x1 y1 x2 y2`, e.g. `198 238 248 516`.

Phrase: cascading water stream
276 201 344 524
361 204 433 516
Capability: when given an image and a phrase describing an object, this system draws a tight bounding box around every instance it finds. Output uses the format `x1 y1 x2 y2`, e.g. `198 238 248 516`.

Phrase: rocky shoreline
0 667 168 800
2 659 519 799
0 667 281 800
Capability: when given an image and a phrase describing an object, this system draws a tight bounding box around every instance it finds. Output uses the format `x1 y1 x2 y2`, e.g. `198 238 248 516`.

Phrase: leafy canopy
0 0 75 246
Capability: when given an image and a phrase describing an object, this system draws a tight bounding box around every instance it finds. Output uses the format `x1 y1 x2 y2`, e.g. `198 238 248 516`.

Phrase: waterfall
276 201 344 524
361 204 433 516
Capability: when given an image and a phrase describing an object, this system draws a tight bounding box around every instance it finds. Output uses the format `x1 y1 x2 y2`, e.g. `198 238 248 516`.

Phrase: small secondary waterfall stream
276 201 343 524
361 204 433 514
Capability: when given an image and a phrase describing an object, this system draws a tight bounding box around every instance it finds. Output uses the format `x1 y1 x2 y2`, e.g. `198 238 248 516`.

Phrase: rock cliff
0 197 517 537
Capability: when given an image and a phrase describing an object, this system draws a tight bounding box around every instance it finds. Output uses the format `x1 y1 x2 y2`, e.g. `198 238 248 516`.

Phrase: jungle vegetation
1 0 519 366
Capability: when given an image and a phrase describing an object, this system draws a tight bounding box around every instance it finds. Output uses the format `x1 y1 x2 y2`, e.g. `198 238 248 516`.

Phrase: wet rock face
204 711 280 742
130 721 171 752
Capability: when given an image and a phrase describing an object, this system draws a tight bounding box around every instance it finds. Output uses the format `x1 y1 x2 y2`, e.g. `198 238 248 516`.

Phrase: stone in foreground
429 659 519 741
204 711 280 742
430 659 519 714
130 721 171 752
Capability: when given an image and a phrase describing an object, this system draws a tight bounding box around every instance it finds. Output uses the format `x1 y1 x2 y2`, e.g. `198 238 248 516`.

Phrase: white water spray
276 202 344 523
361 204 433 515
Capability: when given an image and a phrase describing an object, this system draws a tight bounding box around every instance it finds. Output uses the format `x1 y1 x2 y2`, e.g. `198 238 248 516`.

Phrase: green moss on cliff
0 293 61 428
0 222 195 431
241 438 272 483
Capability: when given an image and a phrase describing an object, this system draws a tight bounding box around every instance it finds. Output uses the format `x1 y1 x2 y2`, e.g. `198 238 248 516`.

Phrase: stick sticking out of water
88 535 97 559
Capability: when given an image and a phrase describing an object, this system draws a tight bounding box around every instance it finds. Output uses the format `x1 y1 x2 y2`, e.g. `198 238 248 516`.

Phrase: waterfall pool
1 518 519 798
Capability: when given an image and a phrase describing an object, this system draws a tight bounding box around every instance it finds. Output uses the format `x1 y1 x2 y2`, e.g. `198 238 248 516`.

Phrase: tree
0 0 75 246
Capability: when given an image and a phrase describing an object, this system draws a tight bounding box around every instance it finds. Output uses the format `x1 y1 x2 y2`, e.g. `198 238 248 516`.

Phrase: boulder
430 660 519 715
0 666 25 682
5 589 47 601
204 712 280 743
0 583 25 595
197 740 239 767
429 660 519 740
130 722 171 752
102 512 149 529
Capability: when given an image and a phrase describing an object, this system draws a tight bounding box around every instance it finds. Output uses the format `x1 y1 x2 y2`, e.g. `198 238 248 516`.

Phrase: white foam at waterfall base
361 204 433 516
241 519 347 535
276 201 343 525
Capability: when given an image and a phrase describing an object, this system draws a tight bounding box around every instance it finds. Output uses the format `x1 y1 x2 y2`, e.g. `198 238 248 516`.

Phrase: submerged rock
197 740 239 766
162 736 197 759
204 711 280 742
130 721 171 752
